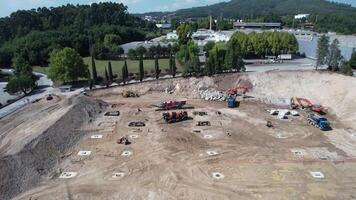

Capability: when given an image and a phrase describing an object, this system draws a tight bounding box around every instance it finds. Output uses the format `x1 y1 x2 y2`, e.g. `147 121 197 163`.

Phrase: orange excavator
225 86 249 96
290 97 325 114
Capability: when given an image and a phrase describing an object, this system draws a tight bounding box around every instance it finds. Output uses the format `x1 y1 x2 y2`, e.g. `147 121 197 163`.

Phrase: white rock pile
199 89 227 101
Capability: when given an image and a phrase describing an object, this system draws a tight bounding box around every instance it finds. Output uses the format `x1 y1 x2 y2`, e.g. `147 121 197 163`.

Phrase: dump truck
291 97 325 114
155 100 187 110
163 111 188 123
307 113 330 131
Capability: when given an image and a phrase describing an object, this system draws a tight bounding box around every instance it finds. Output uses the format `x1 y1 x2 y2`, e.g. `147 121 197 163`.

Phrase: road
0 70 54 119
244 58 322 72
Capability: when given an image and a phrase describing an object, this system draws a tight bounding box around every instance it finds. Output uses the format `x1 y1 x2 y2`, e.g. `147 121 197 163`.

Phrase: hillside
171 0 356 18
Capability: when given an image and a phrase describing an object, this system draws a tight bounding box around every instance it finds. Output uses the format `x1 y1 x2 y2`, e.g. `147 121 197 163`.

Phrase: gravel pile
199 89 227 101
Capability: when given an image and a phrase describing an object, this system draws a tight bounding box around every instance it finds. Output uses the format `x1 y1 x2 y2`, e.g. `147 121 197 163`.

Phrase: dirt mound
0 96 107 200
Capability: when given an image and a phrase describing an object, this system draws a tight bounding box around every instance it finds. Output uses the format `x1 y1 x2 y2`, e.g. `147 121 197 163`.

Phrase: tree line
127 44 179 60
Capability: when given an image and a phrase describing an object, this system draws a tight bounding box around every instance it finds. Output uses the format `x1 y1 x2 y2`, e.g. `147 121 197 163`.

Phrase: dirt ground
2 71 356 200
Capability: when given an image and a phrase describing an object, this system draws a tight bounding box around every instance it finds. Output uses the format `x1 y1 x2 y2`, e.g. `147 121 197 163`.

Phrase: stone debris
199 89 227 101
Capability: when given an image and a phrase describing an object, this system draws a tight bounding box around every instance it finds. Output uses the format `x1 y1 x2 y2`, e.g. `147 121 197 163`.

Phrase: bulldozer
163 111 189 123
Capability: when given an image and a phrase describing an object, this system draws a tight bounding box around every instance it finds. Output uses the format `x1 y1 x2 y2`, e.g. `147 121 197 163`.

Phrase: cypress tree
139 55 144 82
172 55 177 78
169 52 173 76
104 67 109 87
154 55 160 79
122 60 128 85
108 61 113 81
91 55 97 83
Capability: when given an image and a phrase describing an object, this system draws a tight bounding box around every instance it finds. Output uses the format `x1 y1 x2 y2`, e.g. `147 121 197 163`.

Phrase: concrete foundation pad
129 135 139 139
212 172 224 180
203 135 213 139
112 172 125 179
59 172 78 179
78 151 92 156
206 150 218 156
121 150 133 156
310 171 325 179
91 135 103 139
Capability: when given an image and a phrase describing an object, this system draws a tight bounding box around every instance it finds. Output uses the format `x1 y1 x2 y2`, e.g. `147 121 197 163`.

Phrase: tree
339 60 353 76
154 55 160 80
169 52 173 76
91 55 98 83
316 35 330 70
205 55 216 76
204 41 215 57
225 43 237 71
6 74 37 95
48 48 88 83
350 51 356 70
13 49 32 76
136 46 147 57
237 56 246 72
108 61 113 81
139 55 144 82
104 67 109 87
327 39 343 71
122 60 128 85
128 49 138 60
176 24 193 45
104 34 122 52
6 49 37 95
172 55 177 78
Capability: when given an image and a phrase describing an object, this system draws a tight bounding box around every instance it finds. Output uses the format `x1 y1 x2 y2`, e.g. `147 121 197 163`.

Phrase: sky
0 0 355 17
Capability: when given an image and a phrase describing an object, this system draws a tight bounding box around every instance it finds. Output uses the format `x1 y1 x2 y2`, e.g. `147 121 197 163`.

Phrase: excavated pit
2 70 356 200
0 96 107 200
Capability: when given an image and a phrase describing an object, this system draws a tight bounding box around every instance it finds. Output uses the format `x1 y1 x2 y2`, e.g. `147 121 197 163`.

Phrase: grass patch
34 57 183 78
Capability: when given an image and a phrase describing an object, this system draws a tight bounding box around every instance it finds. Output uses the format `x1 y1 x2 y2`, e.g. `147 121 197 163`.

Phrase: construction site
1 70 356 200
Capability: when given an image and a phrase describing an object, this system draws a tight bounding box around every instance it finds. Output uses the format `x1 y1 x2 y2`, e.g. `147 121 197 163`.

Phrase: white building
156 23 172 29
166 31 178 40
295 14 310 19
192 29 235 46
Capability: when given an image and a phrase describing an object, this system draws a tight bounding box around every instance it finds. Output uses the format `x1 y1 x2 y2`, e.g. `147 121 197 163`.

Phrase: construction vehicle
225 86 249 96
307 113 330 131
46 94 53 101
227 96 238 108
163 111 188 123
154 100 187 110
290 97 325 114
117 137 131 145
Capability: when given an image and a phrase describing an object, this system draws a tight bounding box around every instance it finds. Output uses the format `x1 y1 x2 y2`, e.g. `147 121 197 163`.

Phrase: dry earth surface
1 70 356 200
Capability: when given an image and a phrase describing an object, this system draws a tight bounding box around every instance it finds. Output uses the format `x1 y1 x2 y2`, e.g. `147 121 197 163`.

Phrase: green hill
173 0 356 18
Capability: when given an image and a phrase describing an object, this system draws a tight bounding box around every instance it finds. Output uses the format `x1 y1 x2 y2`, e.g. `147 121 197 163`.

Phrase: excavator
225 86 249 96
290 97 325 114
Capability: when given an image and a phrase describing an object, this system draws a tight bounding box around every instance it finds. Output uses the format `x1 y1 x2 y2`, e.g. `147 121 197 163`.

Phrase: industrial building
233 22 281 29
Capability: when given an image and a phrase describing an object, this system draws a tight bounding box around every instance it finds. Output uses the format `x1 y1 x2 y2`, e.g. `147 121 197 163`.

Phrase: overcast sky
0 0 355 17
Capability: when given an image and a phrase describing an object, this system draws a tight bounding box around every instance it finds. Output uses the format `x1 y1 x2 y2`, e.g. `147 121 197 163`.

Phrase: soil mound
0 96 107 200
